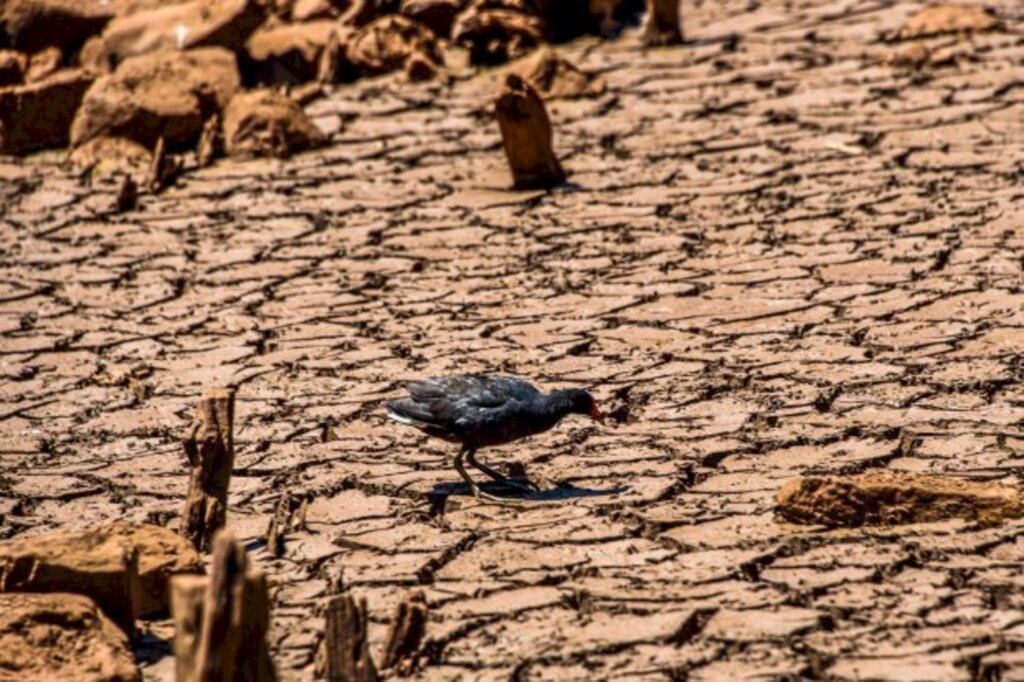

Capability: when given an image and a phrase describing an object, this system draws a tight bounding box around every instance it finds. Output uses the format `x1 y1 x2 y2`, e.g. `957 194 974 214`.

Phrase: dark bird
387 374 603 501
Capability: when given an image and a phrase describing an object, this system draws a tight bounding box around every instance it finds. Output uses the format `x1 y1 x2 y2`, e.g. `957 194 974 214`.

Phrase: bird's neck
541 390 580 419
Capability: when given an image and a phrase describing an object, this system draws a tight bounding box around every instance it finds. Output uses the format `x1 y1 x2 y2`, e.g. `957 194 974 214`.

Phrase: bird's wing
406 374 537 409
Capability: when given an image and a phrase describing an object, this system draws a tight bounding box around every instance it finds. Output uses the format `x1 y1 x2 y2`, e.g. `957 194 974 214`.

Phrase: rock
246 20 349 85
451 7 544 65
71 48 241 151
0 50 27 86
222 89 326 158
1 0 114 53
0 526 141 635
106 522 204 618
510 46 606 99
0 593 140 682
400 0 466 37
69 136 153 183
896 5 999 40
80 0 266 72
0 69 93 155
24 46 62 82
292 0 348 21
776 470 1024 528
346 15 443 78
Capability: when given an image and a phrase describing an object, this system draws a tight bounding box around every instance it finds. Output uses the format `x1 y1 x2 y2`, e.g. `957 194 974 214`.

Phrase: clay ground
3 0 1024 679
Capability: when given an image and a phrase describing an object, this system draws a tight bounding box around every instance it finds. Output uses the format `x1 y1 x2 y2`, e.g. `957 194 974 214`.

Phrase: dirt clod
510 46 606 99
0 593 140 682
346 14 444 78
895 4 999 40
452 6 544 65
223 89 327 158
0 68 93 154
777 471 1024 528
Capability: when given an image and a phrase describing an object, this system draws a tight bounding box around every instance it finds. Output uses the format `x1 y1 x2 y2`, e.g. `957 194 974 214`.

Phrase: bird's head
566 389 604 424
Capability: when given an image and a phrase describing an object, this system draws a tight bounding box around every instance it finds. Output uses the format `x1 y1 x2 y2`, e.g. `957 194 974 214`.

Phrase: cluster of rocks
0 522 203 680
0 0 646 184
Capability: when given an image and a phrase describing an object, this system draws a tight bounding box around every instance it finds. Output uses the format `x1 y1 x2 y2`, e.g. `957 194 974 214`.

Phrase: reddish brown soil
2 1 1024 679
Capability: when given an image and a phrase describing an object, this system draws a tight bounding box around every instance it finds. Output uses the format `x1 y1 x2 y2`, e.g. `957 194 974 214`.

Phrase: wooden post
197 116 221 168
381 591 428 673
265 491 308 558
181 387 236 552
320 594 378 682
171 530 276 682
495 74 566 190
171 575 207 681
317 30 341 84
146 136 183 193
115 174 137 212
644 0 683 46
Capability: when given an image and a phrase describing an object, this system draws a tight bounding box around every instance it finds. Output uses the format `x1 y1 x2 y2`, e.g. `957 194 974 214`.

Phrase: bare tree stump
381 591 427 673
145 136 183 193
171 575 207 681
644 0 683 46
197 116 221 168
319 594 378 682
495 74 566 190
171 530 277 682
265 491 309 558
181 387 236 552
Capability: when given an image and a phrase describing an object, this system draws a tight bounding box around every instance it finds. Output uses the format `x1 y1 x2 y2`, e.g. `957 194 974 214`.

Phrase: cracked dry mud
2 0 1024 679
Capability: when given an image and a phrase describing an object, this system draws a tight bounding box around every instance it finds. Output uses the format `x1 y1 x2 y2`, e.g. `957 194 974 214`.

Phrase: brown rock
0 527 141 635
69 136 153 183
451 7 544 65
1 0 114 53
71 48 241 151
0 50 28 87
223 89 326 158
400 0 467 38
347 15 443 78
292 0 346 21
0 593 140 682
896 4 999 40
0 68 93 155
25 46 62 82
246 20 349 85
106 522 204 618
80 0 266 72
510 46 606 99
340 0 383 28
777 470 1024 528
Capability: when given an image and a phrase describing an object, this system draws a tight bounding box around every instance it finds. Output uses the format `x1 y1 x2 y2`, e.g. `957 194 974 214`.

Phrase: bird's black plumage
387 374 602 500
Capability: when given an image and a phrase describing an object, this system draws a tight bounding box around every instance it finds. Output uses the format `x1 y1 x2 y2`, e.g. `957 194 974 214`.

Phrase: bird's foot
469 486 522 505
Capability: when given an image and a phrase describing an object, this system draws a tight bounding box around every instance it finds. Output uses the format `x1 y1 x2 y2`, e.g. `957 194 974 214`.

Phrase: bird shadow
430 480 627 503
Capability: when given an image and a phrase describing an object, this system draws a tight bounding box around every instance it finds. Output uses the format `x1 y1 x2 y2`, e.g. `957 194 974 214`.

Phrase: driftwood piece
644 0 683 46
320 594 378 682
494 74 565 190
181 387 236 552
381 591 428 673
171 530 276 682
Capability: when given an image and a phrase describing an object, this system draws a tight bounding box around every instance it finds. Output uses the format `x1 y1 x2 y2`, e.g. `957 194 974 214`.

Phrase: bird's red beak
591 401 605 424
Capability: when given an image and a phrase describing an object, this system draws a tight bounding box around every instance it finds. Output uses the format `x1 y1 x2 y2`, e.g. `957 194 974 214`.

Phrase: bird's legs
453 447 518 503
467 449 536 492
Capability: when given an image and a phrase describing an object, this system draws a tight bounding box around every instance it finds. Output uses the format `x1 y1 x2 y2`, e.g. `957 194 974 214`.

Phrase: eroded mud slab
2 0 1024 679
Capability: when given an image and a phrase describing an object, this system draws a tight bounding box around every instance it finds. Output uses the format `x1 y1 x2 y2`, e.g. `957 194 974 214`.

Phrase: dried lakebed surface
2 0 1024 679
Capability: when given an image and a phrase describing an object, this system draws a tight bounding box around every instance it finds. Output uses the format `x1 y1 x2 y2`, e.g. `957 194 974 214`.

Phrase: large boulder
400 0 467 37
223 89 326 158
71 48 241 151
346 14 443 78
0 593 140 682
509 46 606 99
1 0 113 53
0 526 140 634
0 69 93 154
80 0 266 72
105 522 204 618
777 470 1024 528
245 20 349 85
451 6 544 65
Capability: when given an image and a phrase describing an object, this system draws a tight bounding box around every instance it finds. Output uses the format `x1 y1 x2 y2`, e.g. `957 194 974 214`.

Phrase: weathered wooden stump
319 594 378 682
265 491 309 558
115 174 137 212
171 530 276 682
197 116 221 168
181 387 236 552
644 0 683 46
145 135 183 193
382 591 428 673
494 74 566 190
